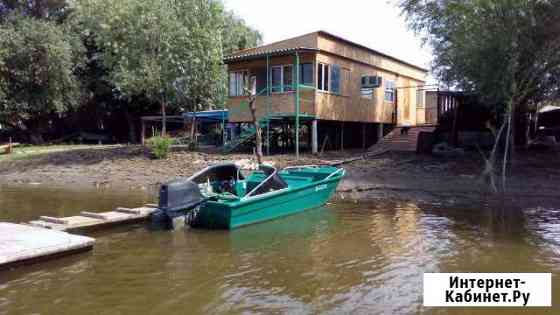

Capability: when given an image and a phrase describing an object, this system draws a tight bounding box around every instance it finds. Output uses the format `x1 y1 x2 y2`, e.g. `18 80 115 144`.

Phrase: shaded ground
1 145 559 202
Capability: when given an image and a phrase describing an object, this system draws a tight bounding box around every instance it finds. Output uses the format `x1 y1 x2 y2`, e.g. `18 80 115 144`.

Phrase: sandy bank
1 145 559 202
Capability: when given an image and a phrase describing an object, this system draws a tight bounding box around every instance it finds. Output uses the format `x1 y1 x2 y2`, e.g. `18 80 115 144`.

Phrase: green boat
155 163 345 229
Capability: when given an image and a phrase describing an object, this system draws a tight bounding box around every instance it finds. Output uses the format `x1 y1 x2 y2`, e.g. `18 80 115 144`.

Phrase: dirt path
1 145 559 203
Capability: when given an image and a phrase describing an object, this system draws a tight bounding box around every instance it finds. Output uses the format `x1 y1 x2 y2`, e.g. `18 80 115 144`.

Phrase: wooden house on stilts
223 31 429 156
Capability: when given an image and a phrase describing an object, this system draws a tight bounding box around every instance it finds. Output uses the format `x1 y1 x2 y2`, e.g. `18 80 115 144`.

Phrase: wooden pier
0 223 95 270
27 205 158 232
0 204 159 270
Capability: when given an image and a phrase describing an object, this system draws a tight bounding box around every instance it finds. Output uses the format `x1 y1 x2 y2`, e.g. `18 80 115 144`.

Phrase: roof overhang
223 47 319 64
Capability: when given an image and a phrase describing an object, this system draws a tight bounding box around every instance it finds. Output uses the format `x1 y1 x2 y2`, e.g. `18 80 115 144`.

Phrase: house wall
317 33 426 82
315 52 425 124
226 32 428 125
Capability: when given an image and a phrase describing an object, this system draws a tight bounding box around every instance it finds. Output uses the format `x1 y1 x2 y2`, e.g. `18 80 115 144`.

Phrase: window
283 65 293 92
317 63 330 91
324 64 329 91
271 66 282 92
317 63 342 94
300 63 314 86
384 80 396 102
317 64 324 90
229 71 247 97
416 89 424 108
270 65 296 93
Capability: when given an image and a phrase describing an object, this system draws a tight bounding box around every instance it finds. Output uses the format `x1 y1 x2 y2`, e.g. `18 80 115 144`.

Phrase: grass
0 144 124 162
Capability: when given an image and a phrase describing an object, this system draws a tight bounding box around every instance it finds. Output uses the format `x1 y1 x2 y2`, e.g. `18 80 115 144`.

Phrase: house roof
224 30 428 73
183 110 228 122
223 47 319 63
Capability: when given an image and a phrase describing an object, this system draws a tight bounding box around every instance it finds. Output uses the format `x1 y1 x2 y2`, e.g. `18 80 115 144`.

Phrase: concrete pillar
377 123 384 142
311 119 318 154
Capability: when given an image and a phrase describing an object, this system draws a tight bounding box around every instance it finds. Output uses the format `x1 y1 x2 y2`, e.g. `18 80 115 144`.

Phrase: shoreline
1 145 560 204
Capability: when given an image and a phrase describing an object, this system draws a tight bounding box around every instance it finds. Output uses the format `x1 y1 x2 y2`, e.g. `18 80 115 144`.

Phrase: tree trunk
161 97 167 137
190 116 197 148
32 0 49 19
124 108 136 143
29 132 45 145
247 94 262 165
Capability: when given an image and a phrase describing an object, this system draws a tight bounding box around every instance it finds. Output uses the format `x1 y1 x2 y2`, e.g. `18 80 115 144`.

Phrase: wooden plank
0 223 95 269
39 216 69 225
80 211 110 220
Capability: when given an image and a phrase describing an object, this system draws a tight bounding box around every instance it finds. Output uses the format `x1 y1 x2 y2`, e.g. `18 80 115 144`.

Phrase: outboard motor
151 179 206 229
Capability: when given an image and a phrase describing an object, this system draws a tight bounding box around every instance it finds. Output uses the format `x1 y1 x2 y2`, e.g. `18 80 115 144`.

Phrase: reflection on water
0 185 559 314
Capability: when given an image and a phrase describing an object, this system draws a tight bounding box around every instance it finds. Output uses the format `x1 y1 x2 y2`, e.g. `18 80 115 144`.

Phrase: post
362 123 366 151
266 54 271 155
221 110 226 146
377 123 384 142
311 119 318 154
294 52 300 159
340 122 344 151
7 137 12 154
141 119 146 145
451 98 460 147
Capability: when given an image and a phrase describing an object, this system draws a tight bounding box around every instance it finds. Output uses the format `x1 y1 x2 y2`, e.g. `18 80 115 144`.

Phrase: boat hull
193 175 342 229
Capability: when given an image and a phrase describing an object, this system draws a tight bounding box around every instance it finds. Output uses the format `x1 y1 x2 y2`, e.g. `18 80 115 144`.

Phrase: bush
146 136 173 159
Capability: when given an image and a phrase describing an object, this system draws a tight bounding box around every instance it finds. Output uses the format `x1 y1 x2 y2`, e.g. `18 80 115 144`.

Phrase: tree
400 0 560 139
400 0 560 190
75 0 225 136
0 0 69 20
222 12 262 55
0 14 84 143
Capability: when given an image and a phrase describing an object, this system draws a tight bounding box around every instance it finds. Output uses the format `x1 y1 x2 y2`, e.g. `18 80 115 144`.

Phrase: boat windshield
244 165 288 198
189 164 244 196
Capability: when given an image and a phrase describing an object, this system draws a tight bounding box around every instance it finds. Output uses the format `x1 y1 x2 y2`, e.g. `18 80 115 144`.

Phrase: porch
224 48 319 158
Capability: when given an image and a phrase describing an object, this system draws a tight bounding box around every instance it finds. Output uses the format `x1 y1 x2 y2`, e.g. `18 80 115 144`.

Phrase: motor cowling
159 179 205 215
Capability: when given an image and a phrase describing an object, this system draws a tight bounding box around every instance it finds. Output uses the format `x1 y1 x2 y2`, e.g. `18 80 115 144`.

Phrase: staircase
223 117 271 153
367 125 436 155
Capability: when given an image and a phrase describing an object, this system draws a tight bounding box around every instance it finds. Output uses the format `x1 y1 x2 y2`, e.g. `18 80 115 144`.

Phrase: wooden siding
315 52 424 124
317 33 426 82
425 91 439 124
227 91 315 122
225 32 428 125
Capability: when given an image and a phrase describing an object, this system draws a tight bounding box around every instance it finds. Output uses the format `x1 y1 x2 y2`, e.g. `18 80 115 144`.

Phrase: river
0 184 558 314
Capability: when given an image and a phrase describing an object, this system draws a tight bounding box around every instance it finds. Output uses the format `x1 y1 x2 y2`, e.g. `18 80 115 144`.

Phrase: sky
223 0 433 79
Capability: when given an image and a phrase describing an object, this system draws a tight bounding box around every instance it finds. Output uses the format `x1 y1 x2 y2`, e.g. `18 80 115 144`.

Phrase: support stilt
312 119 318 154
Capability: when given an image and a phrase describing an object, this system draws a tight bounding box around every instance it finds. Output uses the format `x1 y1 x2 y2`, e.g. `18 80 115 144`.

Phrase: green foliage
0 0 262 142
0 13 84 128
75 0 223 111
400 0 560 113
222 11 262 55
74 0 261 111
146 136 173 159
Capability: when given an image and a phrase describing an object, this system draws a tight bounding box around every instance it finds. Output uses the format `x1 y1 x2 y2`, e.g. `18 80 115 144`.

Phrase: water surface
0 184 559 314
